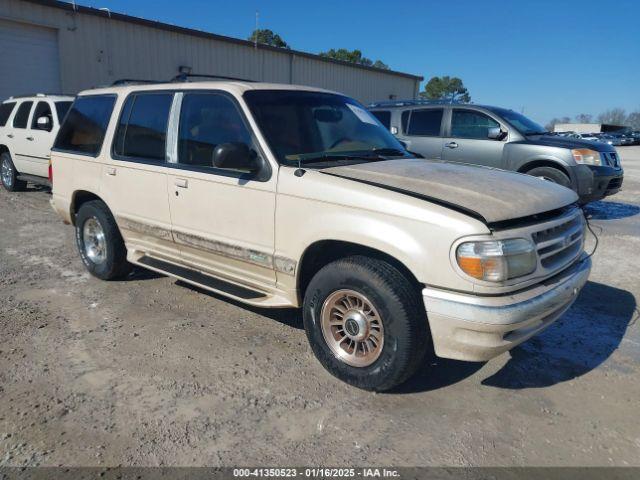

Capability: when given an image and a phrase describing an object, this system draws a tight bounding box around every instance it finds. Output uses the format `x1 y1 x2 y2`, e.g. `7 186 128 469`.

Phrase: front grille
532 212 584 271
607 177 623 190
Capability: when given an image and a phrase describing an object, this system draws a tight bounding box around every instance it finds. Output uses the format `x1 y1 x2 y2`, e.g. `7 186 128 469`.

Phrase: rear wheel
75 200 132 280
1 152 27 192
302 256 429 391
526 166 571 188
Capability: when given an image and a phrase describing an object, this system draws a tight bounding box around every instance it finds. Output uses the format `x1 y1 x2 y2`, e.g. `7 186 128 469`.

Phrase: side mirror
487 126 506 140
212 142 259 172
36 116 52 131
390 126 399 135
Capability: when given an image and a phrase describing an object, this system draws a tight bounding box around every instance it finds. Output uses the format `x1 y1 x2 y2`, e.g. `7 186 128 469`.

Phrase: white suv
0 94 74 191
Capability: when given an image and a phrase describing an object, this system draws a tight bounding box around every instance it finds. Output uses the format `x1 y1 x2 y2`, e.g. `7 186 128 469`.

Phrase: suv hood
322 159 578 225
523 134 615 152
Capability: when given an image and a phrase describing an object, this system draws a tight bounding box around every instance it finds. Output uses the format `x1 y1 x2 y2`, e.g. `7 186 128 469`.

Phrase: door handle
174 178 188 188
26 136 34 141
7 134 14 138
106 167 116 176
445 142 458 149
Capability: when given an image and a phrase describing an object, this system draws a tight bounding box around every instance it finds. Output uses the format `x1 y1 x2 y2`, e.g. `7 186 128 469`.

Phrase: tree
597 108 626 125
318 48 389 69
420 76 470 103
545 116 571 131
575 113 592 123
248 29 290 49
626 110 640 130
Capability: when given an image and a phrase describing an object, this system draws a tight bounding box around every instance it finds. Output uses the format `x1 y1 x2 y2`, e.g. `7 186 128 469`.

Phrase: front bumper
423 257 591 362
573 164 623 203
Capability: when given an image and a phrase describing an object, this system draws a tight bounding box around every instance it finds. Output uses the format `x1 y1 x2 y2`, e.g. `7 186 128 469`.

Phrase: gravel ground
0 148 639 467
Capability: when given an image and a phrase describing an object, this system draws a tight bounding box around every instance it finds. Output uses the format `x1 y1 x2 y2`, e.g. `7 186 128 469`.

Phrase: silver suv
369 101 624 203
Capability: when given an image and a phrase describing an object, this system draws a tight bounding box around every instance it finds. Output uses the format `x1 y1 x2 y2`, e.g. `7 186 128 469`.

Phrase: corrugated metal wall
0 0 420 104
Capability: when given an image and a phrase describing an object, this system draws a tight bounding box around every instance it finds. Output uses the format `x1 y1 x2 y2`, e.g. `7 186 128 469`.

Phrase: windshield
487 107 547 135
243 90 408 165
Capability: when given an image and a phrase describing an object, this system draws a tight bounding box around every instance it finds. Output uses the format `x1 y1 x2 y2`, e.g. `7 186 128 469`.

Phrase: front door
23 101 56 177
441 108 507 168
167 91 277 291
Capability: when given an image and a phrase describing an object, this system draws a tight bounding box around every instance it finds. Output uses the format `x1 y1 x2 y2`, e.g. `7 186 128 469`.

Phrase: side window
401 110 410 133
451 110 499 139
113 92 173 162
178 93 253 171
0 102 16 126
53 95 116 156
55 101 72 123
371 110 391 129
407 108 443 136
31 101 53 131
13 101 33 129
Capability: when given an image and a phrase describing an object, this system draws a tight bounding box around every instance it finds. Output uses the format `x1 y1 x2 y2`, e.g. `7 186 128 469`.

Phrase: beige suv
51 81 591 391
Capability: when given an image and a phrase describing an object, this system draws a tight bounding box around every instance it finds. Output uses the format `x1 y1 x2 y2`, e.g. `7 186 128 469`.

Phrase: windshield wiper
525 131 551 136
285 151 398 166
370 147 409 157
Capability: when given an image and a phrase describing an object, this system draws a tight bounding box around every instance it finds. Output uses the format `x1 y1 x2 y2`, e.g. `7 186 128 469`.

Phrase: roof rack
111 78 162 86
8 93 50 99
367 99 469 108
171 73 256 83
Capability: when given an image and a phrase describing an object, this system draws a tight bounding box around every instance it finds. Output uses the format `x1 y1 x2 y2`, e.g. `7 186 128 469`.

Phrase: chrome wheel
320 289 384 368
82 217 107 264
1 157 13 187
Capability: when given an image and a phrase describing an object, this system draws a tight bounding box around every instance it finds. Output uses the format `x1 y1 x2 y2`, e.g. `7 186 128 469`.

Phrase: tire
1 152 27 192
526 166 571 188
75 200 132 280
302 256 429 391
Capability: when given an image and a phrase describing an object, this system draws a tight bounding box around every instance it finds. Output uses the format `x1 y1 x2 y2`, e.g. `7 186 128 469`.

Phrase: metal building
0 0 422 103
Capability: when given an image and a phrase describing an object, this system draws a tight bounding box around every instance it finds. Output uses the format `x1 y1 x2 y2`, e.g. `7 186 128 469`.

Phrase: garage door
0 18 62 101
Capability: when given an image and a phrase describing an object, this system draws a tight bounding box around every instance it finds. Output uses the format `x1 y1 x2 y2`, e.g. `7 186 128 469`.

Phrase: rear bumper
573 164 623 202
423 257 591 362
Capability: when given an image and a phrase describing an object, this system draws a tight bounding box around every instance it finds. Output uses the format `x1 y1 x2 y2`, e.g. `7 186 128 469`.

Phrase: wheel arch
296 239 422 303
0 144 9 156
70 190 110 226
518 159 571 178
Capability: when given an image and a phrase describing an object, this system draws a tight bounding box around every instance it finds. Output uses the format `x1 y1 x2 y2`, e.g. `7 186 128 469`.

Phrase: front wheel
75 200 132 280
302 256 430 391
1 152 27 192
526 166 571 188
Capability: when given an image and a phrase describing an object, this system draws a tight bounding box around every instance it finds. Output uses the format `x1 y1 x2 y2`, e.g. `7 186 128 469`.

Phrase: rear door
441 108 506 168
9 100 34 174
396 108 445 159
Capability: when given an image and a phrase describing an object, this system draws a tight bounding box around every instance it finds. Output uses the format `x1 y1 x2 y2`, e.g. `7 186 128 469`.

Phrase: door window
178 93 253 171
13 101 33 129
31 101 53 131
53 95 116 156
113 92 173 162
371 110 391 129
55 101 73 123
0 102 16 126
451 110 499 139
407 109 443 136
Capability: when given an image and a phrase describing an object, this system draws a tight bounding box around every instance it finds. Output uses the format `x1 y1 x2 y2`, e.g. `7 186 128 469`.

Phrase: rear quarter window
0 102 16 126
53 95 116 156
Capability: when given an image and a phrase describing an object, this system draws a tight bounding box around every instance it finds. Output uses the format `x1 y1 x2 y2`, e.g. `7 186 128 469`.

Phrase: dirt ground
1 148 639 467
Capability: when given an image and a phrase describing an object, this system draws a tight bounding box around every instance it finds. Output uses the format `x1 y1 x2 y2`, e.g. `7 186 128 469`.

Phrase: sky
96 0 640 125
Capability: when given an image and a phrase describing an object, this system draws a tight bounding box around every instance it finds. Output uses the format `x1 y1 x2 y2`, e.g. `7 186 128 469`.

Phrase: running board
138 255 266 300
17 174 51 187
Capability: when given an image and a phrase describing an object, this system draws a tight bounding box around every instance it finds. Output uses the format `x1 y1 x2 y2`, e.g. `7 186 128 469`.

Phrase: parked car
51 82 591 391
629 131 640 145
580 133 600 142
369 100 624 203
0 94 74 191
597 134 619 146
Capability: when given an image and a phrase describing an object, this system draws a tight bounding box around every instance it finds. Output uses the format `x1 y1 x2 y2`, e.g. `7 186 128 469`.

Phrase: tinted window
178 93 253 169
451 110 499 139
54 95 115 155
401 110 410 133
114 93 173 161
407 109 443 136
0 102 16 126
371 110 391 129
55 101 72 123
486 107 545 135
13 101 33 129
31 101 52 130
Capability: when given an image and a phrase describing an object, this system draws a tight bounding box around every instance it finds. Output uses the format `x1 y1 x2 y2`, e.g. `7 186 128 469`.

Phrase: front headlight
456 238 536 282
572 148 602 166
